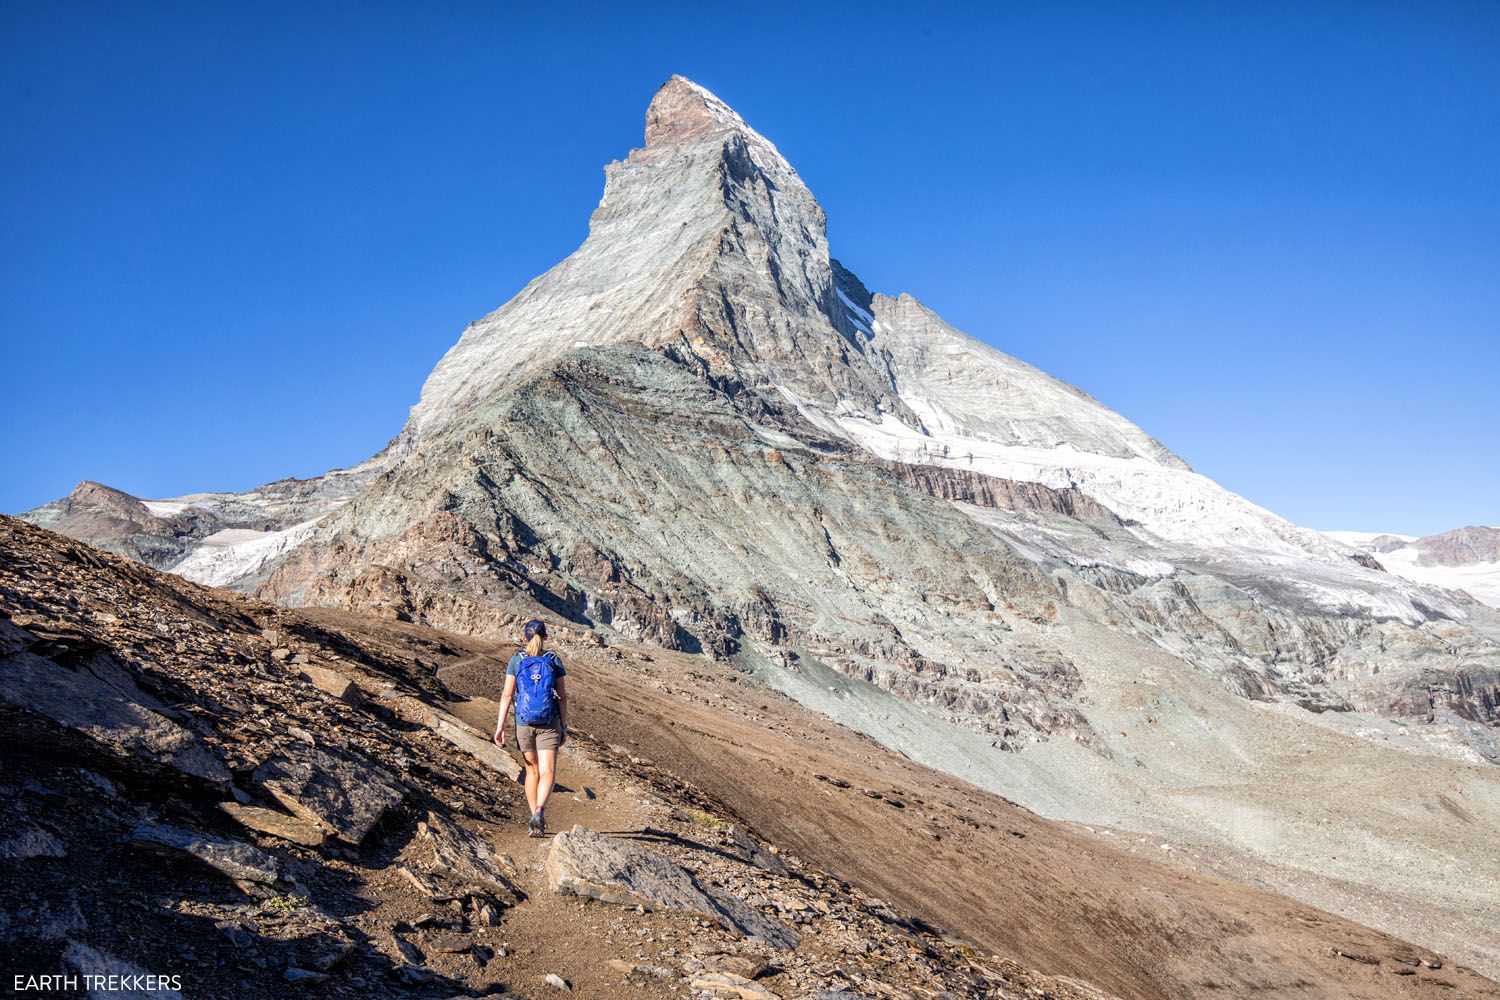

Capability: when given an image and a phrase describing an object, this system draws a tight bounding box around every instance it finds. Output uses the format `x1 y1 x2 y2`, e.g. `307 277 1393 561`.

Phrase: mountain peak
644 75 747 147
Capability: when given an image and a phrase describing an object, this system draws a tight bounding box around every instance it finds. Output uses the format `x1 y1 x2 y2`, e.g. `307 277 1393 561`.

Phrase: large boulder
546 825 799 950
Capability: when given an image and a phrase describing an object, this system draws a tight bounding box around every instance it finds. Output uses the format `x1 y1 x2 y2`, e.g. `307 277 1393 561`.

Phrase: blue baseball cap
523 619 547 640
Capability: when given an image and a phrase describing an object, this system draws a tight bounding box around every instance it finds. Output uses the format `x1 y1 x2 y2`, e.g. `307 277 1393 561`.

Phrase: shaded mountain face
24 76 1500 969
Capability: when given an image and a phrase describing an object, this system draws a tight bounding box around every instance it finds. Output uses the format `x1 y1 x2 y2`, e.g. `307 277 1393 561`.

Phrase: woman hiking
493 619 569 837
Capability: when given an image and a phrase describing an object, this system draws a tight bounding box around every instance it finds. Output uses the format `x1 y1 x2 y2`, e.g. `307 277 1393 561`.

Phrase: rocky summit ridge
22 75 1500 975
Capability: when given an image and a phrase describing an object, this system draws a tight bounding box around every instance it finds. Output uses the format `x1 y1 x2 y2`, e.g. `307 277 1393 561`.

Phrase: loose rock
253 743 404 844
0 646 229 784
418 810 524 904
128 822 280 885
547 825 799 950
0 826 67 860
218 801 325 847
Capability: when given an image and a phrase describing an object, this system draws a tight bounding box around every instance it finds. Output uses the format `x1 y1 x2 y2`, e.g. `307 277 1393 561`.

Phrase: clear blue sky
3 2 1496 534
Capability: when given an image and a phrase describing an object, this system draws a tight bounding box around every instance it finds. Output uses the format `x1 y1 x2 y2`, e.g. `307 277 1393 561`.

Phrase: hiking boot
527 811 543 838
535 809 547 837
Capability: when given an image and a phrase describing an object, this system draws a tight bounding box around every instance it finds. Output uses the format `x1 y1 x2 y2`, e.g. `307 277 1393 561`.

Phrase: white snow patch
141 500 192 516
835 411 1475 623
169 518 323 588
836 288 874 333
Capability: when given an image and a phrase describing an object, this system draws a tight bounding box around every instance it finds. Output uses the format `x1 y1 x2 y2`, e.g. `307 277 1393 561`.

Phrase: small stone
283 967 328 984
75 769 118 798
396 964 432 985
0 826 67 860
308 938 353 972
271 648 292 662
545 972 572 991
426 932 473 954
397 866 455 900
691 972 779 999
391 935 424 965
703 954 769 980
298 665 362 706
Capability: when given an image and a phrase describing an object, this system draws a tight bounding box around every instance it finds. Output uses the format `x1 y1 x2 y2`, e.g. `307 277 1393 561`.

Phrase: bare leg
522 750 539 815
535 748 557 815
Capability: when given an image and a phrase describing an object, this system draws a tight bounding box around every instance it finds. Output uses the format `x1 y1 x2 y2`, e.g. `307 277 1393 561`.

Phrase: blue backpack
514 652 559 726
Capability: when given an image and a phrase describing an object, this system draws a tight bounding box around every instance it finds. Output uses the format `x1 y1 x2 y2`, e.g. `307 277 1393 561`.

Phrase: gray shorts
516 721 563 754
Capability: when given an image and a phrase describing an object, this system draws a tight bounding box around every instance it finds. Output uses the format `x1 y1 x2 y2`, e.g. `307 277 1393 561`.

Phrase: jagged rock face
262 344 1097 743
24 462 389 588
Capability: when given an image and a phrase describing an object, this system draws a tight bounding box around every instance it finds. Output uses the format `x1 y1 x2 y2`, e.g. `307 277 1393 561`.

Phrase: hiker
493 619 568 837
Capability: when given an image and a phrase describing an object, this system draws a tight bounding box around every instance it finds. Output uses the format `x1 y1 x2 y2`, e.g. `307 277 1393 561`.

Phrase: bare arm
555 675 569 745
494 674 516 747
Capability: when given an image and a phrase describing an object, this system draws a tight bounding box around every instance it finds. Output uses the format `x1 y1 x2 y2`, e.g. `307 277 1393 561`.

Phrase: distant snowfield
169 518 323 588
1324 530 1500 609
